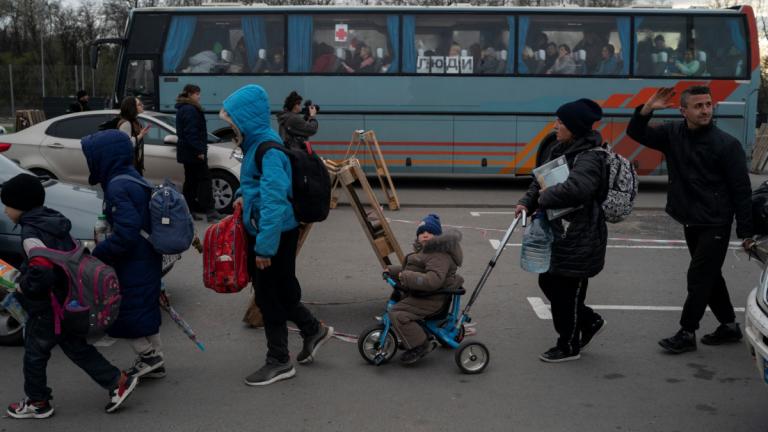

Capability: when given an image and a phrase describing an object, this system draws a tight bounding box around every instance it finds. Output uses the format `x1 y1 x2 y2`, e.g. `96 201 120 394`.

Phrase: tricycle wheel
455 341 490 374
358 323 398 365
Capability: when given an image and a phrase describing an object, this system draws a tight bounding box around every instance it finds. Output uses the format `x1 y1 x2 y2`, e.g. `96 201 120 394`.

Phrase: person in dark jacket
515 98 608 363
220 84 334 386
175 84 221 222
626 85 755 354
68 90 90 113
2 174 137 419
81 130 165 379
277 91 318 153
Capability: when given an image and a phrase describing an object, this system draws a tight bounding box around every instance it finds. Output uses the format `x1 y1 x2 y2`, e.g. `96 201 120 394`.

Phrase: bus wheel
211 170 239 214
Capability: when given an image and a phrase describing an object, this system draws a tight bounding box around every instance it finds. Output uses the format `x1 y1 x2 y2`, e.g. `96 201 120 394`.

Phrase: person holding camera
277 91 318 152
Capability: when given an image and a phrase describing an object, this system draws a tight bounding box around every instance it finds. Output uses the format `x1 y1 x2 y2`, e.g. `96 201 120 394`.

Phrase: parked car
0 154 102 345
745 238 768 386
0 110 241 213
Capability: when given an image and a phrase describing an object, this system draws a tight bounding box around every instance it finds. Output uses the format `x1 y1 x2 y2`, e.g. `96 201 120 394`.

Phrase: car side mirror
164 135 178 145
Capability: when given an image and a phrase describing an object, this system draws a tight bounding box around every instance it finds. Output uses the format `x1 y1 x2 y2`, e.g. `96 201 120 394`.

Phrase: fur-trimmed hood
413 229 463 267
175 96 203 112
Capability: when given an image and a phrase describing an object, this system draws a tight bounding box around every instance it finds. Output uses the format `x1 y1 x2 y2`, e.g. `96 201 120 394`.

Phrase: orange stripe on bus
625 87 660 108
602 94 633 109
709 80 740 104
500 121 555 175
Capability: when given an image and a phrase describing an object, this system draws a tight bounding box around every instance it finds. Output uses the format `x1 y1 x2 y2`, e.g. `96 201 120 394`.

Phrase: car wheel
211 170 239 214
29 168 57 180
0 294 24 346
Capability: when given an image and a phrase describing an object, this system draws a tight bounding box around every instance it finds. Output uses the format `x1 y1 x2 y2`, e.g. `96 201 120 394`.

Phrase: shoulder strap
27 239 85 263
254 141 286 174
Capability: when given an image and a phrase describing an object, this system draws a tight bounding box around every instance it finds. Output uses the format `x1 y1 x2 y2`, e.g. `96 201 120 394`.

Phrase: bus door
122 57 159 111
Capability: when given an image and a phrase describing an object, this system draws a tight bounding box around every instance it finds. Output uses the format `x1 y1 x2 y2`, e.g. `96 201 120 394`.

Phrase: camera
301 100 320 118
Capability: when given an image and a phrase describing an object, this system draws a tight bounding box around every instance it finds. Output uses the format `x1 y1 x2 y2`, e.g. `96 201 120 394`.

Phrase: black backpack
752 180 768 235
255 142 331 224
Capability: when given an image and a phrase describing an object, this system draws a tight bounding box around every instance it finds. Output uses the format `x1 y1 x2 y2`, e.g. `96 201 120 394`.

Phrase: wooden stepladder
326 158 405 268
330 130 400 211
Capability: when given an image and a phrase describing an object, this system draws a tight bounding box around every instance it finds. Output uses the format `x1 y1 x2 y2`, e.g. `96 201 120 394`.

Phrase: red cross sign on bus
335 24 349 43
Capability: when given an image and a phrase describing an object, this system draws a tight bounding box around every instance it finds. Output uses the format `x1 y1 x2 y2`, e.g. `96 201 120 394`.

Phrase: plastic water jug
520 213 553 273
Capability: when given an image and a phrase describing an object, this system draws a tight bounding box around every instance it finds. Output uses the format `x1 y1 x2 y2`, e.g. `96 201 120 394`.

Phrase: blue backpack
110 175 195 254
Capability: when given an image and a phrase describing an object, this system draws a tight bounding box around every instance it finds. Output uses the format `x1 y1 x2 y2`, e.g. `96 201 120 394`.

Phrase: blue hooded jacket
223 85 298 257
81 130 162 339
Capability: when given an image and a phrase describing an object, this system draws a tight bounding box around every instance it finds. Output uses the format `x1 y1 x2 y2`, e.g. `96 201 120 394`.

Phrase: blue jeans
23 315 120 401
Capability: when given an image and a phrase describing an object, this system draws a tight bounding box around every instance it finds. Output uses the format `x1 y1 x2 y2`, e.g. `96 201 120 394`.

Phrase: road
1 180 767 432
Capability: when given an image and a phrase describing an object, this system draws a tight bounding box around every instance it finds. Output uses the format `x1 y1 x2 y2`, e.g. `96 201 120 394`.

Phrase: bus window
289 15 397 74
125 59 156 110
634 16 689 77
162 15 285 74
691 17 748 78
407 15 513 75
518 15 630 76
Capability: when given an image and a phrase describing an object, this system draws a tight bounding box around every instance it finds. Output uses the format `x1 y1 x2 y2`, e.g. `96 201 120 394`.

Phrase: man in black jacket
277 91 318 153
516 99 608 363
68 90 90 113
626 85 754 354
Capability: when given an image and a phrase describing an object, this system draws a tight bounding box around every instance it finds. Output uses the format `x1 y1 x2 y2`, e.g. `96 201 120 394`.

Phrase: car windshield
0 155 30 183
147 113 222 144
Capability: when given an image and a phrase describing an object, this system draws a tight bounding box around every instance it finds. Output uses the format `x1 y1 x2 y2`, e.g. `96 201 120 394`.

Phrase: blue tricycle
357 213 525 374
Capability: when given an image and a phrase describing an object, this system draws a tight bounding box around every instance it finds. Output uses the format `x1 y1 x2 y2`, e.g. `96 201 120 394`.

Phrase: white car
745 239 768 386
0 110 240 213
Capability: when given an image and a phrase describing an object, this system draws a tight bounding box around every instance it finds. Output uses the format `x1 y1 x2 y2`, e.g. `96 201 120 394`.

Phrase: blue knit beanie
416 214 442 236
556 98 603 137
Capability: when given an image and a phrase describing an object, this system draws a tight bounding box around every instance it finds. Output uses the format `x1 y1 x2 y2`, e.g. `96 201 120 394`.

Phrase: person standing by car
626 86 754 354
220 84 333 386
277 91 318 153
515 98 608 363
68 90 90 113
81 130 166 380
2 173 137 418
117 96 150 175
176 84 221 222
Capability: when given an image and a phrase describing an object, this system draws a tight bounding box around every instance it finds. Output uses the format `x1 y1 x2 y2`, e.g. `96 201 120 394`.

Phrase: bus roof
130 5 745 16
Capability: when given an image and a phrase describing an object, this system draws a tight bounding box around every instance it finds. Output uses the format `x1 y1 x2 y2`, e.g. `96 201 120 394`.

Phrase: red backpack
203 202 250 293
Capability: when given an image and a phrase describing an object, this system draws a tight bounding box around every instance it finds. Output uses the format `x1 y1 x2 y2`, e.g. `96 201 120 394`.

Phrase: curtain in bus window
727 19 746 54
402 15 416 73
387 15 400 73
242 16 268 72
633 16 643 74
617 17 630 75
288 15 313 73
517 16 530 73
506 16 515 73
163 16 197 73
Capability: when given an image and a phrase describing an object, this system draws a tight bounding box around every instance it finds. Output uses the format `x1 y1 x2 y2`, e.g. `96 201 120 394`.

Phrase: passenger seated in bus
183 50 218 73
574 31 603 73
343 44 376 73
652 35 674 74
228 38 247 73
593 44 620 75
673 48 701 76
530 32 549 52
448 42 461 57
522 46 539 73
312 43 340 73
636 30 655 75
547 44 576 75
477 47 500 75
539 42 558 74
269 50 285 73
252 49 270 73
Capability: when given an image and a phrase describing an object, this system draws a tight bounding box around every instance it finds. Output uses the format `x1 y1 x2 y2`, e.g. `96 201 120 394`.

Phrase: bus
91 5 760 176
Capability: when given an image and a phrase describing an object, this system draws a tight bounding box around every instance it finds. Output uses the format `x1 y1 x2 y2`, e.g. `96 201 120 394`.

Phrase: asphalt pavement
1 178 767 432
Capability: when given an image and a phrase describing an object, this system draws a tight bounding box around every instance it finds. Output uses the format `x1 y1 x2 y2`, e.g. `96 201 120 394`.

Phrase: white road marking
526 297 745 320
490 239 740 251
470 211 517 217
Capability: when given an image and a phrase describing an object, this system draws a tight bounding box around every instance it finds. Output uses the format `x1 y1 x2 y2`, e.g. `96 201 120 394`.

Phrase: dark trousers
182 160 214 214
539 273 601 354
248 228 319 364
23 315 120 401
680 225 736 332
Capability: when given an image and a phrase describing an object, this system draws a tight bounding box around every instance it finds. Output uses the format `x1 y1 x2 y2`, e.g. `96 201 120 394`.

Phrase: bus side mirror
90 45 99 69
164 135 178 145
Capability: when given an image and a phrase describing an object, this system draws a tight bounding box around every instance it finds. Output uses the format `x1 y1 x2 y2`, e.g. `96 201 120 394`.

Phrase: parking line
526 296 745 320
470 211 516 217
489 239 740 251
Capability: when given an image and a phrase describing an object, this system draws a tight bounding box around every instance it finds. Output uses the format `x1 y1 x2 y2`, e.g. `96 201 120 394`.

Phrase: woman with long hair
117 96 149 174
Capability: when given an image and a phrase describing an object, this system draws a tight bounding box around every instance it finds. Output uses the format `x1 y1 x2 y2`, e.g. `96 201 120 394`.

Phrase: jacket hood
277 110 295 127
222 85 283 154
19 206 72 241
81 130 136 186
414 229 463 266
175 96 202 112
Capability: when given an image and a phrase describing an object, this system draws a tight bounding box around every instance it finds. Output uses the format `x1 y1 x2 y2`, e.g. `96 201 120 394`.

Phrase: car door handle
46 143 65 149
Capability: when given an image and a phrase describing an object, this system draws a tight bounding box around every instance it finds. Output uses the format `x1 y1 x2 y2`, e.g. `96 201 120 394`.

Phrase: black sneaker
297 324 335 365
143 366 167 379
244 362 296 386
701 323 743 345
580 317 606 351
659 329 697 354
400 338 439 365
125 350 164 379
6 398 54 419
539 346 580 363
105 372 138 413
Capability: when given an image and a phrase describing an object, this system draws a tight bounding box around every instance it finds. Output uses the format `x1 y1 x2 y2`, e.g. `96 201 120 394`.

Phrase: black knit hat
556 98 603 137
1 173 45 212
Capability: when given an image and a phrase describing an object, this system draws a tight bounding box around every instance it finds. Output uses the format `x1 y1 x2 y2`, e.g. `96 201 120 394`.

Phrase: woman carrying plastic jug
515 98 608 363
